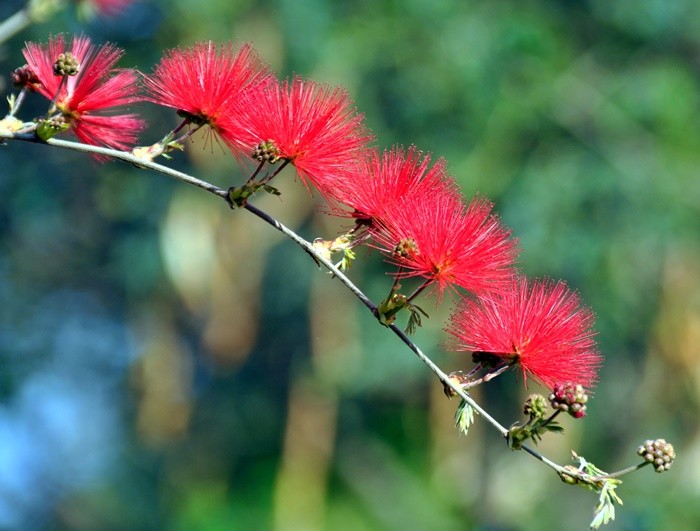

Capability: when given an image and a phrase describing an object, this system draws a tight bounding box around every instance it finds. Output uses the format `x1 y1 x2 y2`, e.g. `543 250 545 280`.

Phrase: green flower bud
252 139 281 164
524 394 548 420
53 52 80 77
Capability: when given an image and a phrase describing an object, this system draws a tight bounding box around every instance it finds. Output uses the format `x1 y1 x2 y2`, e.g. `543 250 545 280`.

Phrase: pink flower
233 77 373 195
370 192 518 296
328 145 459 224
144 42 272 153
22 34 143 152
445 276 602 389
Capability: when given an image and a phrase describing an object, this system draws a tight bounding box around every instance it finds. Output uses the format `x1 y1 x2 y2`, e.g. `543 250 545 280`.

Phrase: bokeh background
1 0 699 529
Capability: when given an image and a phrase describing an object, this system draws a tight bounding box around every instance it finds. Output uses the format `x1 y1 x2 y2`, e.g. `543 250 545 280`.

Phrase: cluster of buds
549 382 589 419
508 393 564 449
523 394 548 420
252 139 281 164
394 237 419 259
637 439 676 473
11 65 41 91
52 52 80 76
36 115 70 141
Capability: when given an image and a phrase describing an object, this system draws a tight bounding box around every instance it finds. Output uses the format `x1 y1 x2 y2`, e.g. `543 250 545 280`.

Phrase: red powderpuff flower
327 145 460 223
143 42 272 152
370 192 518 297
233 77 373 195
445 276 602 389
22 34 143 151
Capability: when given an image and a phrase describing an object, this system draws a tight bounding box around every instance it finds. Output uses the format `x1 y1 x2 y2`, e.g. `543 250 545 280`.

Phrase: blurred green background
1 0 699 529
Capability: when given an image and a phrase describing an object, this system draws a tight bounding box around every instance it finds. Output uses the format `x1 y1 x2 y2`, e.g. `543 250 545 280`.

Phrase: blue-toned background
1 1 699 529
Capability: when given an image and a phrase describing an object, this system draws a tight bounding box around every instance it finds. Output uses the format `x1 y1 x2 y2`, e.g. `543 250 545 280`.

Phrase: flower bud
53 52 80 77
394 238 418 259
523 394 548 420
637 439 675 473
549 382 589 419
252 139 281 164
11 65 41 91
36 116 70 141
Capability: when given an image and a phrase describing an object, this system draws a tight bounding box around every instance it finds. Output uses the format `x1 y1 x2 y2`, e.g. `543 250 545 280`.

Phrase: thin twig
521 445 567 474
0 131 585 478
0 131 228 197
461 363 513 390
601 461 649 479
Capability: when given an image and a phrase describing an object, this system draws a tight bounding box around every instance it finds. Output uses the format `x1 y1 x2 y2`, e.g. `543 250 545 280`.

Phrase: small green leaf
455 399 475 436
339 248 356 271
590 480 623 529
263 184 281 196
561 453 624 529
403 303 429 334
164 141 184 155
405 308 422 334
